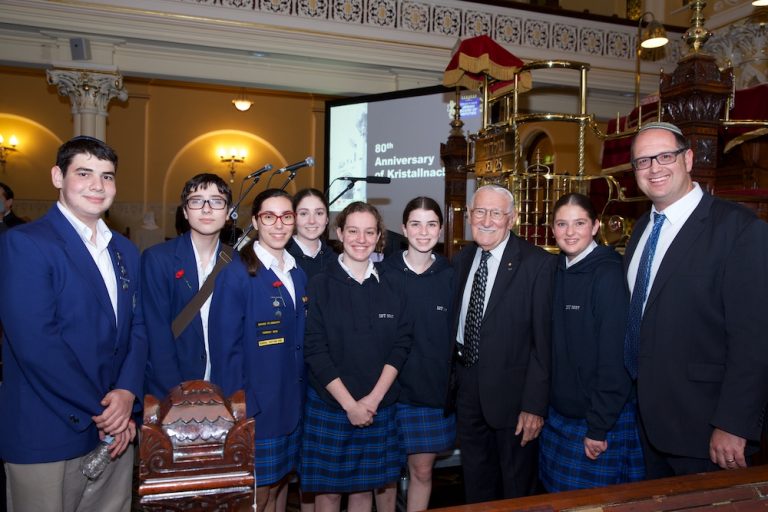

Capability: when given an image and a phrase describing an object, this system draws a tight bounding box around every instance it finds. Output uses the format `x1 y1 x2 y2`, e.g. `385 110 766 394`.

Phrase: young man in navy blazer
0 136 147 511
626 122 768 477
142 173 235 399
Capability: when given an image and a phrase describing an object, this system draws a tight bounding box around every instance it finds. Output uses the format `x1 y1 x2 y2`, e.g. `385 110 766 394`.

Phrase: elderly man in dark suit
452 184 555 503
625 121 768 478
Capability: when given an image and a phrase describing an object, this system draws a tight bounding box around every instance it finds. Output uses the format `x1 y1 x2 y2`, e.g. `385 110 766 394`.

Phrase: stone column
46 69 128 141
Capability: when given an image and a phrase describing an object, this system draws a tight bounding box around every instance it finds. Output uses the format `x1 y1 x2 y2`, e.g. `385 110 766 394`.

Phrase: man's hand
102 420 136 459
92 389 135 436
515 411 544 447
710 428 747 469
584 438 608 460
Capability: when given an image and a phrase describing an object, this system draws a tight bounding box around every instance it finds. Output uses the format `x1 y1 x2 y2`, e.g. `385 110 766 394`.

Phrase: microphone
244 164 273 180
339 176 391 184
275 157 314 175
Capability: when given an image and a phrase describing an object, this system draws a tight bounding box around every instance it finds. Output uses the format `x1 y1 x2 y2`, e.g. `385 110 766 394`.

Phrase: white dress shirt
57 202 118 321
456 233 510 345
627 182 703 312
254 241 298 306
191 240 218 381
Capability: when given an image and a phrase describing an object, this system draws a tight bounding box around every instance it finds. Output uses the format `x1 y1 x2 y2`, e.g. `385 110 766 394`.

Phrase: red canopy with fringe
443 35 531 94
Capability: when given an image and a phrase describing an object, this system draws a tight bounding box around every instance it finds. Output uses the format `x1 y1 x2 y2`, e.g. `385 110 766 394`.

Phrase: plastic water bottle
81 435 114 480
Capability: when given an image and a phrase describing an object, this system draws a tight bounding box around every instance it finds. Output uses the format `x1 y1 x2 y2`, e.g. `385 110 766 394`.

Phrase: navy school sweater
550 245 632 441
382 251 453 408
304 258 413 409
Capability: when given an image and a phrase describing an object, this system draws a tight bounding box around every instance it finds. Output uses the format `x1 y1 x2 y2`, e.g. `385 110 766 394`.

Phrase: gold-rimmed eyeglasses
469 208 510 221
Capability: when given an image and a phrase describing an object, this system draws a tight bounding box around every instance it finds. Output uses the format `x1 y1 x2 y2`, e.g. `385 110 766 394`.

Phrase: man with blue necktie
0 136 146 511
625 122 768 478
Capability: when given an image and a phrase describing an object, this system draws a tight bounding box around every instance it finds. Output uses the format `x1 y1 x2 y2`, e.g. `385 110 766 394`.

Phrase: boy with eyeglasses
141 173 238 399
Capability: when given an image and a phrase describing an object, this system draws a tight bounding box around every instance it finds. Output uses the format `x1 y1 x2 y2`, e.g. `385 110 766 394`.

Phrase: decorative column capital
46 68 128 116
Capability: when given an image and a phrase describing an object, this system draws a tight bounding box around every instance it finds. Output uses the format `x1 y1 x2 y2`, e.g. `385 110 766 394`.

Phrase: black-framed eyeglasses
258 211 296 226
632 147 687 171
186 198 228 210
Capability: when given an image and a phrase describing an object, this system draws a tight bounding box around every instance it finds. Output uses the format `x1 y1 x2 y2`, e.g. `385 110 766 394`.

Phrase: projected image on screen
328 102 368 210
326 86 482 239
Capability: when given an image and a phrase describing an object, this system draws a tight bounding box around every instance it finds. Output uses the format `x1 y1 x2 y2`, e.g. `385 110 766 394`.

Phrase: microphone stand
327 180 356 208
278 170 299 191
227 175 263 247
234 224 254 251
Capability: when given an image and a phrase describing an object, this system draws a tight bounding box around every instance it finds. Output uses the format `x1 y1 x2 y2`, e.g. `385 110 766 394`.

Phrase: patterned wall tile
366 0 396 27
579 27 605 55
524 19 550 49
551 22 577 52
494 15 521 45
432 5 461 36
332 0 363 22
260 0 292 14
177 0 655 64
297 0 329 18
222 0 256 7
606 30 632 59
463 10 491 37
400 1 430 32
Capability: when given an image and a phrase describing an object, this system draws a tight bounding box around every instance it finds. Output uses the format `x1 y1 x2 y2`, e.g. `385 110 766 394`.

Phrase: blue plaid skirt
539 402 645 492
299 387 403 493
396 403 456 455
255 424 301 486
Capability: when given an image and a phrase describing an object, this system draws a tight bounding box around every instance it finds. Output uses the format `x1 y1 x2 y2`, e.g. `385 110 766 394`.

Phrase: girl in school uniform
538 193 644 491
301 201 412 512
286 188 335 279
383 197 455 512
210 188 308 512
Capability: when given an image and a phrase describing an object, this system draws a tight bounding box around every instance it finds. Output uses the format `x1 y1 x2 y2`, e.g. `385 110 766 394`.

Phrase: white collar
57 202 112 248
338 254 379 282
292 235 322 258
253 241 297 273
565 240 598 268
652 182 703 225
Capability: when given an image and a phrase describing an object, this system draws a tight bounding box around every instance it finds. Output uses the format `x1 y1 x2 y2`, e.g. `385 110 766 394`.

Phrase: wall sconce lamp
0 134 19 173
232 90 253 112
219 148 247 183
635 12 669 109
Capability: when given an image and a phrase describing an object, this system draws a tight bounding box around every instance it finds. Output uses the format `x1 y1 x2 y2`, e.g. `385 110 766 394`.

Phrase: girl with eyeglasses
210 188 308 512
538 193 644 491
301 201 412 512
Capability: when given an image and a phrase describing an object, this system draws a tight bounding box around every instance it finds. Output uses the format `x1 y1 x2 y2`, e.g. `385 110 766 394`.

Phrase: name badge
259 337 285 347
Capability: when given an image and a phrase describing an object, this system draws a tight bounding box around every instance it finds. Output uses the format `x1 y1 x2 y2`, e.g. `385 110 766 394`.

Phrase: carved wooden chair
139 380 255 511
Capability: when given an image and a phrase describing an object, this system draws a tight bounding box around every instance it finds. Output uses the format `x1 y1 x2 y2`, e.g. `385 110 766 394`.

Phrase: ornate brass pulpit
139 380 255 511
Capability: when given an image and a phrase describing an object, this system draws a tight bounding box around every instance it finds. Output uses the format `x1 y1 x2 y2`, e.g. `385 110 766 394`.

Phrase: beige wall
0 66 331 237
2 64 614 240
